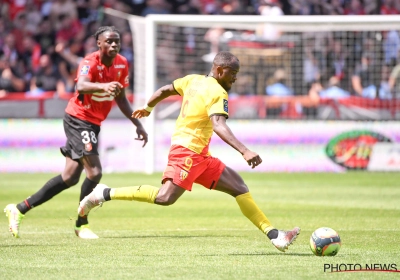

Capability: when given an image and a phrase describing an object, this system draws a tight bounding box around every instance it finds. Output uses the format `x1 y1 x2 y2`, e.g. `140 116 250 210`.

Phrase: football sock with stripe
108 185 159 204
235 192 276 236
76 178 99 227
16 175 69 214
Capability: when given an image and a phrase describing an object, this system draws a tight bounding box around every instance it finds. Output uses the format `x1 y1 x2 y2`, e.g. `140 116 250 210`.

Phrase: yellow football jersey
171 74 229 155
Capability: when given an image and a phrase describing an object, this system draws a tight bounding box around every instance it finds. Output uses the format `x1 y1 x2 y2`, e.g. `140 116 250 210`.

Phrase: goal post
104 8 400 173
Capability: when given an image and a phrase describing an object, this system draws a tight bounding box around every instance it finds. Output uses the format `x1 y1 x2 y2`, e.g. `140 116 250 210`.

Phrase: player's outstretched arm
132 84 179 119
76 76 122 95
211 115 262 169
115 88 148 147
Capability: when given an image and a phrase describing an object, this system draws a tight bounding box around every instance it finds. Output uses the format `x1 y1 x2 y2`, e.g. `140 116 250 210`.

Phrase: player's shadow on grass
228 252 310 256
103 235 234 239
0 244 59 247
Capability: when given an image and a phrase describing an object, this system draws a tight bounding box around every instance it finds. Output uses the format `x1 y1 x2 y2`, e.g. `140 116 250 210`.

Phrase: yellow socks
110 185 159 204
236 192 274 234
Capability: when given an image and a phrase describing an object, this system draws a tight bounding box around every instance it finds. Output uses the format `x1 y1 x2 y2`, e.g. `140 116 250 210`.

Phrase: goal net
104 10 400 173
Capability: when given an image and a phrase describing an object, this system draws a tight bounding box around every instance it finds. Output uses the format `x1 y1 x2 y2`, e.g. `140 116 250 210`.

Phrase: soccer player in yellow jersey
78 52 300 252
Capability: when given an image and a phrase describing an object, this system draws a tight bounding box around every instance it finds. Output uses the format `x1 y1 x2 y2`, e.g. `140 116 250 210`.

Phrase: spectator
257 0 284 41
24 1 42 35
141 0 171 16
303 39 321 89
119 31 134 87
0 17 9 51
265 68 300 117
120 0 147 16
364 0 379 15
0 51 26 94
389 51 400 98
25 76 46 97
378 65 392 99
177 0 202 14
56 14 85 43
49 0 78 31
80 0 105 25
309 75 350 101
229 74 255 98
19 36 42 75
383 30 400 66
352 52 390 99
325 0 344 15
202 26 224 63
2 33 19 69
32 54 66 95
221 0 249 15
380 0 399 14
289 0 311 15
344 0 365 15
352 52 376 96
326 39 347 81
266 69 294 97
34 18 56 55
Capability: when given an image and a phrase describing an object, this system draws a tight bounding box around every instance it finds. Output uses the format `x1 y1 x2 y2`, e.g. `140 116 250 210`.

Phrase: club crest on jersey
223 99 228 113
80 65 90 75
85 143 92 152
180 169 188 181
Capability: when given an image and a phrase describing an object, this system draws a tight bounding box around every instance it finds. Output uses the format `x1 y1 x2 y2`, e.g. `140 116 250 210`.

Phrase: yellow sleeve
207 88 229 118
172 76 188 96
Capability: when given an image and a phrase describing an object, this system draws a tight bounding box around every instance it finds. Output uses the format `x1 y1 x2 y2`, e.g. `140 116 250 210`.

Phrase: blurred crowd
0 0 399 100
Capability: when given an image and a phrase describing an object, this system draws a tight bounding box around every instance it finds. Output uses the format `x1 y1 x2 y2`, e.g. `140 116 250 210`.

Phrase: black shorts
60 113 101 161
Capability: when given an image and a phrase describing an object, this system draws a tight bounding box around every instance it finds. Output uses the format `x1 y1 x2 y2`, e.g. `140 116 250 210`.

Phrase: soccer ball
310 227 341 256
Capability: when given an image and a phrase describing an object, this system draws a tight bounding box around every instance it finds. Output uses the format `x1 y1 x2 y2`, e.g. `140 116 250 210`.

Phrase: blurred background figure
31 54 66 96
257 0 284 41
229 74 255 99
352 52 381 99
266 68 293 97
0 51 26 96
308 75 350 101
25 76 45 97
141 0 171 16
380 0 400 14
202 27 225 63
389 49 400 98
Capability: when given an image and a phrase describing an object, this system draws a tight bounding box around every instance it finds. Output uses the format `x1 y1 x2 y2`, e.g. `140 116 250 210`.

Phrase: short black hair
213 51 239 67
93 26 120 40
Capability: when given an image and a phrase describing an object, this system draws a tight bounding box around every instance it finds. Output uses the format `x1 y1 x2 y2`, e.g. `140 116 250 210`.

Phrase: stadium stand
0 0 399 120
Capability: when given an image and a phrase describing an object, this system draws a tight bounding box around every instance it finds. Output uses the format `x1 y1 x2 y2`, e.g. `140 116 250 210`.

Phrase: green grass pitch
0 172 399 279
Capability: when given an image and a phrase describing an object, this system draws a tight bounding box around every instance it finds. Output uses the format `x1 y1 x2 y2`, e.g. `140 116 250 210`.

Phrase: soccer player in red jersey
79 52 300 251
4 26 148 239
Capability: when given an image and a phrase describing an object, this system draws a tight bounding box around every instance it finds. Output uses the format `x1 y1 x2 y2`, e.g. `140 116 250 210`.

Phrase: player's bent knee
63 176 80 187
87 171 102 182
155 195 178 206
232 183 249 196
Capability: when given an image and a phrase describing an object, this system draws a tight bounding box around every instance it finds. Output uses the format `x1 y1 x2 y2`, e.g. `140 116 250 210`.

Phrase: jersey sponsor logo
223 99 228 113
179 169 188 181
80 65 90 75
85 143 92 152
114 64 126 69
91 92 115 102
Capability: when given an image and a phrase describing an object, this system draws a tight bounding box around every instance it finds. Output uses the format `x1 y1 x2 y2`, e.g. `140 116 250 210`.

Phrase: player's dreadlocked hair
213 51 239 67
93 26 120 40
